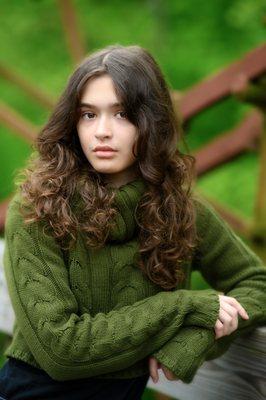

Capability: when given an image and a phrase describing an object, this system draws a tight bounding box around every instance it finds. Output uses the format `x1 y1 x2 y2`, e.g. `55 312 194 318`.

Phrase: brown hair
16 44 198 290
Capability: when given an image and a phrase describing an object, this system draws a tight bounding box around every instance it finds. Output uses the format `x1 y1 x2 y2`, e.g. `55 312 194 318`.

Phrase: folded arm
152 197 266 382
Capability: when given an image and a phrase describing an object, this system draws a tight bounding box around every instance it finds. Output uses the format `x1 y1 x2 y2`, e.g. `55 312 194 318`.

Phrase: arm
4 194 219 381
193 197 266 331
152 197 266 382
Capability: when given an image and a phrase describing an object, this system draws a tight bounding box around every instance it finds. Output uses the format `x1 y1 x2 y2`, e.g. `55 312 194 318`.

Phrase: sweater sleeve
3 194 219 382
193 197 266 330
152 198 266 383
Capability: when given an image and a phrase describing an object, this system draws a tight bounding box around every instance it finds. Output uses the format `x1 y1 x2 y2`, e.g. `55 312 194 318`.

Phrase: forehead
79 74 120 107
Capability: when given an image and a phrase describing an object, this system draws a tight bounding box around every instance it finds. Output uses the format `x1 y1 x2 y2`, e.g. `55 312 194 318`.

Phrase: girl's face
76 74 139 188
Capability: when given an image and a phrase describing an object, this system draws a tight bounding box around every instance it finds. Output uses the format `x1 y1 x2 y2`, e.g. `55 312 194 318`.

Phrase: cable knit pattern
3 179 266 382
153 197 266 382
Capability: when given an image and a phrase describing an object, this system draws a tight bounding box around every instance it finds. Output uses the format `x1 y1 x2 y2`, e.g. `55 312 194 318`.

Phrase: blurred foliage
0 0 264 218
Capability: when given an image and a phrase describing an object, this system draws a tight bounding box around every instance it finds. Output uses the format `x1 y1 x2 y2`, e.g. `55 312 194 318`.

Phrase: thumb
149 357 159 383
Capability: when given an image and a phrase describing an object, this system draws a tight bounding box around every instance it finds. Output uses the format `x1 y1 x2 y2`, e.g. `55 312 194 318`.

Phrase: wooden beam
252 116 266 259
57 0 87 65
0 101 37 143
174 44 266 121
232 73 266 259
197 193 251 237
193 111 262 176
0 63 55 109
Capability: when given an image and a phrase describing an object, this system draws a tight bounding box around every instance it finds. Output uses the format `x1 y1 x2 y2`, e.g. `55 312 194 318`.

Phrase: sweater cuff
185 289 220 329
153 327 215 383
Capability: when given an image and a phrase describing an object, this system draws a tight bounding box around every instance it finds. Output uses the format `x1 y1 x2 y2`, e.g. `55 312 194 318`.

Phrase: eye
116 111 127 119
81 112 95 120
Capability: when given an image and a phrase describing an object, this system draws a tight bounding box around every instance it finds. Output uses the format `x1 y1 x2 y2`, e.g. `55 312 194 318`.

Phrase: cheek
124 134 137 154
77 127 91 147
125 140 138 162
127 128 138 145
78 134 86 151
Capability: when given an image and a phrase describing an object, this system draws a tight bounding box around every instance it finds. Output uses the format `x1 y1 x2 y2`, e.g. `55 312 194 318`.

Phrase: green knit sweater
3 178 266 383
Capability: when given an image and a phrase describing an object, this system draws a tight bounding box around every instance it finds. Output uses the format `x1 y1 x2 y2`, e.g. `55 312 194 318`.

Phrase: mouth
94 146 116 152
94 150 116 158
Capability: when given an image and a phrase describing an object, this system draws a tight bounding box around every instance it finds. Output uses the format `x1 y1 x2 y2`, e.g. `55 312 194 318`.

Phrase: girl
0 44 265 400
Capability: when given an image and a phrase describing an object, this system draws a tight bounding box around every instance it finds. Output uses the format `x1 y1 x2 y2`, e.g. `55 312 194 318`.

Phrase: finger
218 310 235 335
214 319 224 339
223 296 249 319
149 357 157 382
218 309 233 326
220 302 238 331
161 364 178 381
215 311 237 338
223 296 248 318
220 301 238 319
217 295 241 338
149 357 159 383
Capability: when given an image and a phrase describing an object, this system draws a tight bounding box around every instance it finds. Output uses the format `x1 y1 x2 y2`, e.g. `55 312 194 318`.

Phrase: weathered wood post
233 74 266 261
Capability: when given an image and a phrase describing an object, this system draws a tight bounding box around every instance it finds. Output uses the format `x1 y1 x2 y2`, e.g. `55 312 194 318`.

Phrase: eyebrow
78 102 123 109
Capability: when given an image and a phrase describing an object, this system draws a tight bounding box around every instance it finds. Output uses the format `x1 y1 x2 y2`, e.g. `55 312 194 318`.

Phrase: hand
149 356 179 383
215 295 249 339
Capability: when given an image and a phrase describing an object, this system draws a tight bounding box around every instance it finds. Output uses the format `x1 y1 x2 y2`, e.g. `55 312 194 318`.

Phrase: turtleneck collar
73 176 148 244
108 177 147 243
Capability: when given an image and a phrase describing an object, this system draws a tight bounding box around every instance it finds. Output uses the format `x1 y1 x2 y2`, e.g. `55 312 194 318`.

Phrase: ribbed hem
185 289 220 328
153 327 215 383
4 349 150 380
4 349 42 370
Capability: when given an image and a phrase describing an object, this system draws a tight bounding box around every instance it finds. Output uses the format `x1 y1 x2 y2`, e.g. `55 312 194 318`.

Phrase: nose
95 115 112 139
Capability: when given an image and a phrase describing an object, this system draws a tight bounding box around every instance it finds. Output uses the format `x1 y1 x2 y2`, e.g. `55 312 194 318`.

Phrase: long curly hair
15 44 198 290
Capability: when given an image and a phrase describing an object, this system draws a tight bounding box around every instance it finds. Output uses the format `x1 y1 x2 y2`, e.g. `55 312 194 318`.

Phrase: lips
94 146 116 152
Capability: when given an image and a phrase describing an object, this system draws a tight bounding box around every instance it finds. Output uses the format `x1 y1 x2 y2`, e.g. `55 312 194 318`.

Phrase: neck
101 165 140 189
